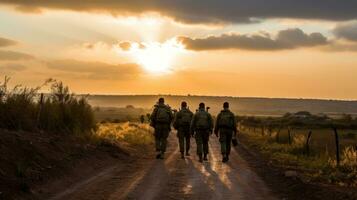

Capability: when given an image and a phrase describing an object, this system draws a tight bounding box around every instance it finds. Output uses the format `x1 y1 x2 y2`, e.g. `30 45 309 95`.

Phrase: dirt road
47 133 277 200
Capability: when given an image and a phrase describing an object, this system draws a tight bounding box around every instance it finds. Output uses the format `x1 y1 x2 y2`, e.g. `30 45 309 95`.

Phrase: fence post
305 130 312 155
333 127 340 165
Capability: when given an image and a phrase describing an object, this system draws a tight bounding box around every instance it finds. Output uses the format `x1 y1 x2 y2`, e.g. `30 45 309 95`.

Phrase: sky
1 1 357 99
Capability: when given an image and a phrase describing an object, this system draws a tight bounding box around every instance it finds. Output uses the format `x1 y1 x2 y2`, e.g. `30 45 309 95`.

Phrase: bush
0 77 95 135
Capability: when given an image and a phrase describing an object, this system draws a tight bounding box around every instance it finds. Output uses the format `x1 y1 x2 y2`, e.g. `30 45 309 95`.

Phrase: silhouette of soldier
214 102 237 163
173 101 193 159
150 98 173 159
190 102 213 162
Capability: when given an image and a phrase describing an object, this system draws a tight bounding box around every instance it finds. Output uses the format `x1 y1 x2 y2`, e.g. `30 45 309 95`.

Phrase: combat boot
186 151 190 156
181 152 185 159
198 154 203 163
222 154 228 163
159 152 164 159
203 154 208 161
156 153 161 159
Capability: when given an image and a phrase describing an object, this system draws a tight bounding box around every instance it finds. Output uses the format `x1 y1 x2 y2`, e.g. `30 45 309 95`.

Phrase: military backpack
219 111 234 128
156 106 171 123
195 111 210 129
180 109 192 126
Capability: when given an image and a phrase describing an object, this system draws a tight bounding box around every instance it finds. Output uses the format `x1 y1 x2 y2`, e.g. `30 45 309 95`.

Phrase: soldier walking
150 98 173 159
214 102 237 163
173 101 193 159
190 103 213 163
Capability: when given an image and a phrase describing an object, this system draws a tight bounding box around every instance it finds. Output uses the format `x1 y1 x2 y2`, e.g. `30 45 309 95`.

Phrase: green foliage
0 77 95 135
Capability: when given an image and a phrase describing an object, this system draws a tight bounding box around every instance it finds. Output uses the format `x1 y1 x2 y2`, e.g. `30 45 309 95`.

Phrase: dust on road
49 133 277 200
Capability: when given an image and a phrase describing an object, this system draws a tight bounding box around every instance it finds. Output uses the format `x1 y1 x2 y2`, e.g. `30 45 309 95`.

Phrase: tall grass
0 77 95 135
96 122 153 147
242 127 357 186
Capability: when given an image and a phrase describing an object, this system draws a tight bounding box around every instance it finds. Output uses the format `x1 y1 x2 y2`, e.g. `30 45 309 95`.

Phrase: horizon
85 93 357 102
1 1 357 99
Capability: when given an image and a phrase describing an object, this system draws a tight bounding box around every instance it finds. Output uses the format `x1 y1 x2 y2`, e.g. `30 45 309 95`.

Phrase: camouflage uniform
150 103 173 158
173 108 193 157
190 108 213 161
214 108 237 162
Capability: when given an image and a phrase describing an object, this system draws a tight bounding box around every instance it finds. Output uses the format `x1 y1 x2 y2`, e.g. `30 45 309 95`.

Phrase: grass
95 122 154 147
0 77 95 135
241 127 357 186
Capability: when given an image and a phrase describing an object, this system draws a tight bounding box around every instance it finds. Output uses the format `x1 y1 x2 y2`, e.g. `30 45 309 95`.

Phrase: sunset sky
1 1 357 99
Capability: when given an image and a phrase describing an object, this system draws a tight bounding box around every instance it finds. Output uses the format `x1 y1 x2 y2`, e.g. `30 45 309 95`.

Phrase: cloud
0 63 27 74
118 42 132 51
1 0 357 24
0 50 34 60
178 28 328 51
0 37 17 47
333 21 357 42
46 59 141 80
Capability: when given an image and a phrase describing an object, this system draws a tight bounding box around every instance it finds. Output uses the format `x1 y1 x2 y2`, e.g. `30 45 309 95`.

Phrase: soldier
150 98 174 159
190 103 213 163
173 101 193 159
214 102 237 163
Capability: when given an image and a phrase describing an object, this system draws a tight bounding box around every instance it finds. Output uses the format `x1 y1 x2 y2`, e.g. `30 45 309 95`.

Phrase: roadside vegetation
95 122 154 147
0 76 95 135
239 112 357 186
0 77 154 199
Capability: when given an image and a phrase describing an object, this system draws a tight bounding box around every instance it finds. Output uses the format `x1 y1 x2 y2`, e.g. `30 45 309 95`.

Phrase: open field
87 95 357 117
240 126 357 187
244 128 357 157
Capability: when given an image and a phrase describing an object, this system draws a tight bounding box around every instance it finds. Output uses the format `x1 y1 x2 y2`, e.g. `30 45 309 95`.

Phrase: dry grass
242 128 357 186
95 122 154 147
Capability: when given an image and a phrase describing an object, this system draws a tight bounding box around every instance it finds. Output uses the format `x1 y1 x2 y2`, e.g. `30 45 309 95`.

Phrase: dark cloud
1 0 357 24
333 21 357 42
0 50 34 60
0 37 17 47
178 28 328 51
47 59 141 80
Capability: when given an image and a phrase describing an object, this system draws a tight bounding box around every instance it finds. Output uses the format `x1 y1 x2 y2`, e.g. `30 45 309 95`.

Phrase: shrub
0 77 95 135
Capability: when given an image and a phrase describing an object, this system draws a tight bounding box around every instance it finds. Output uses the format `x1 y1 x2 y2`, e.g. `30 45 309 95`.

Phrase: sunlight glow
125 39 185 74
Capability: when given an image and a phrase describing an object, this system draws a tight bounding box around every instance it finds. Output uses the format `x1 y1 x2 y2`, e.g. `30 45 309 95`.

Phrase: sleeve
150 107 157 124
208 113 214 131
173 111 180 130
168 107 174 123
190 114 196 133
232 112 237 134
214 113 221 134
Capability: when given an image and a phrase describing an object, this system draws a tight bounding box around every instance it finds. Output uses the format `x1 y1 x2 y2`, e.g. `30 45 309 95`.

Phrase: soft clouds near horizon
0 37 17 47
46 59 141 80
0 50 34 60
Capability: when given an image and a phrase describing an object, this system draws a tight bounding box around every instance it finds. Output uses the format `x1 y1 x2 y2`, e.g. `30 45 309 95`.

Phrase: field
240 126 357 186
87 95 357 117
244 127 357 157
93 107 151 123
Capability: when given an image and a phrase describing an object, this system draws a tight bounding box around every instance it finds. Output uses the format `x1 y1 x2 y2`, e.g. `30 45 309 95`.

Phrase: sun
126 39 184 74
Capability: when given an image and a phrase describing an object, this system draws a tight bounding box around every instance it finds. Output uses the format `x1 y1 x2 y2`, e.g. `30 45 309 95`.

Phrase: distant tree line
238 111 357 130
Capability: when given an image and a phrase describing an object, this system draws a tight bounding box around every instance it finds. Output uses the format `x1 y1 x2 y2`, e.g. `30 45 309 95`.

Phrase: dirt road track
47 133 277 200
